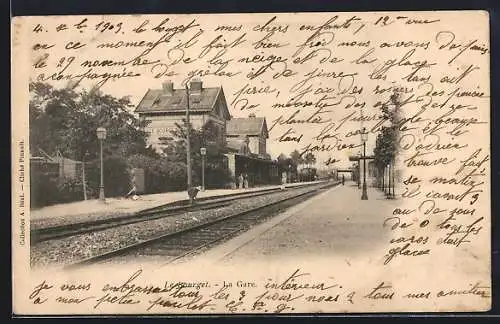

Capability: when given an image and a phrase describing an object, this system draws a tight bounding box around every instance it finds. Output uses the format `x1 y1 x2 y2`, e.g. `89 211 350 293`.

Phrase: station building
135 79 230 149
135 79 281 188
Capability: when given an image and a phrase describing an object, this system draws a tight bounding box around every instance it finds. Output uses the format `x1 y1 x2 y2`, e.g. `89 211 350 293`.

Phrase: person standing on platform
243 173 249 189
342 175 345 186
125 172 138 199
238 174 244 189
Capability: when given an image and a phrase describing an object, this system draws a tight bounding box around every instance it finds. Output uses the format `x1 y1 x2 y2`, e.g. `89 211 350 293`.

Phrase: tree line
373 91 401 198
276 150 317 182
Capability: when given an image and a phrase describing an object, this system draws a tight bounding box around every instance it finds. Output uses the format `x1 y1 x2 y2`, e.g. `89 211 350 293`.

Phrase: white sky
24 12 489 169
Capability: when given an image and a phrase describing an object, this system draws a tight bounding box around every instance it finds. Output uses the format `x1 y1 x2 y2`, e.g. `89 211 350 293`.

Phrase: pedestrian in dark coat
243 173 249 188
238 174 244 189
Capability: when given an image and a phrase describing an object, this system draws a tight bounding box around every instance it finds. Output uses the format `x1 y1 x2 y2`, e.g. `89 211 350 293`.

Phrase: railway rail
67 181 338 269
31 182 325 244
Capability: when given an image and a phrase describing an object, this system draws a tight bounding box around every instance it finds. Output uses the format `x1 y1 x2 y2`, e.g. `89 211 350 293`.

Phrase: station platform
190 182 402 265
30 181 325 229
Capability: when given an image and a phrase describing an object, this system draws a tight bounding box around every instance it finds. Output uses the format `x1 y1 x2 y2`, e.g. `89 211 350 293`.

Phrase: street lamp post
96 127 107 202
200 147 206 191
387 162 395 199
357 154 361 189
361 127 368 200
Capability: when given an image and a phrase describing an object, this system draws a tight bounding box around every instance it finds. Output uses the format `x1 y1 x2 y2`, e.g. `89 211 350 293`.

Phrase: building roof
226 117 268 138
135 86 229 117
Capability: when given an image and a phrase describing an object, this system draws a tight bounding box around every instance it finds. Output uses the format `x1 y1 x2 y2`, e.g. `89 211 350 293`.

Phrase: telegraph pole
185 85 192 187
361 132 368 200
185 85 193 199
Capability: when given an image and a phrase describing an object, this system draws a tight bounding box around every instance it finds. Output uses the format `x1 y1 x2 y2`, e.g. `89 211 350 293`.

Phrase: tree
29 81 154 204
163 119 231 189
277 153 287 163
29 81 151 161
303 152 317 168
373 91 401 193
290 149 304 168
29 82 80 158
302 152 317 181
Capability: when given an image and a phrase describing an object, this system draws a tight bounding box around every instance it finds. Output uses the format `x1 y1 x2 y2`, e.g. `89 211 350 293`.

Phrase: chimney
162 80 174 95
189 78 202 94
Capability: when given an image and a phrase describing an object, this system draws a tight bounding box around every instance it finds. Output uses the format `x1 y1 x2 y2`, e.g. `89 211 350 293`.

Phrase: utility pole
200 147 206 191
357 159 361 189
82 160 87 200
185 85 193 203
361 139 368 200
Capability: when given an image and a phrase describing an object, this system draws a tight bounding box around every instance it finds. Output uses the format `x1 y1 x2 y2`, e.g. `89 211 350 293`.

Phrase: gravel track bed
30 184 327 268
103 198 300 266
31 210 135 231
30 184 319 230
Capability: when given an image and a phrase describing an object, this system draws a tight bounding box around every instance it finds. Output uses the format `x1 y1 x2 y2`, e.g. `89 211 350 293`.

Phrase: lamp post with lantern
361 127 368 200
96 127 107 202
200 147 206 191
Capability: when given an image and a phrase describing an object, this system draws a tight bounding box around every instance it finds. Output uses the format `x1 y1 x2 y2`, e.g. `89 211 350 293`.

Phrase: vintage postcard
12 11 491 314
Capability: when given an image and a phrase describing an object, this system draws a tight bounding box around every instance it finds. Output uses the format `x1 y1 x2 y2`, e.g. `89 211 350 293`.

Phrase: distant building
135 80 280 187
135 79 231 153
224 114 275 187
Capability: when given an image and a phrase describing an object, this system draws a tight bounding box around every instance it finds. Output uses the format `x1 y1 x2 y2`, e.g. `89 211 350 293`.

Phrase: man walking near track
125 173 138 199
188 186 203 204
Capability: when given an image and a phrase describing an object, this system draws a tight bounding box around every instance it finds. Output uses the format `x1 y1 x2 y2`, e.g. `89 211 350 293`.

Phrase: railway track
67 181 338 269
31 182 323 244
